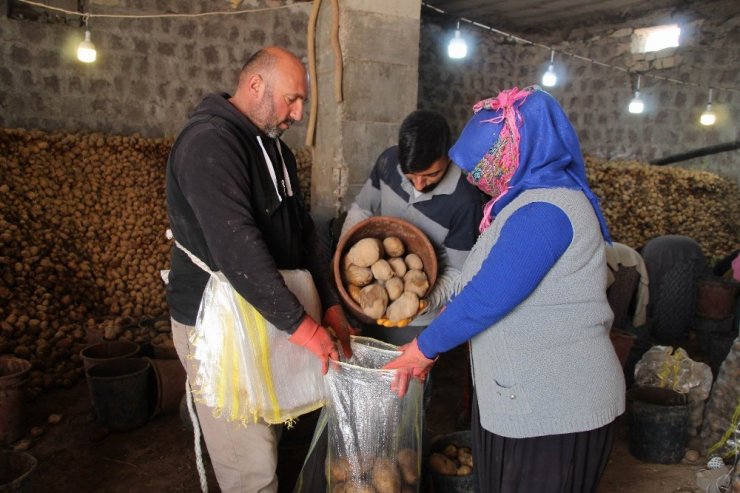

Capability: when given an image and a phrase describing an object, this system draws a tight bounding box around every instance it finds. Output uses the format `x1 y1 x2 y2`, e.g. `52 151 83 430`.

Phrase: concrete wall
418 0 740 185
0 0 311 151
311 0 420 219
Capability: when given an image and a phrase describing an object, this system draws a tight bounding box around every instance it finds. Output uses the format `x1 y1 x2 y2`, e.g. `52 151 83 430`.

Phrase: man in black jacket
166 46 353 492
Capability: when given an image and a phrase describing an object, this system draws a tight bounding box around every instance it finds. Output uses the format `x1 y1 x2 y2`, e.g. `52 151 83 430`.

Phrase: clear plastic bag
189 269 327 425
324 336 424 493
634 345 714 436
634 345 712 397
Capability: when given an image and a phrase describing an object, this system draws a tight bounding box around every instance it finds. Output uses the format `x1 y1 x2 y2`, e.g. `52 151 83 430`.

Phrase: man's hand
322 304 357 359
382 338 436 397
376 299 428 328
288 315 339 374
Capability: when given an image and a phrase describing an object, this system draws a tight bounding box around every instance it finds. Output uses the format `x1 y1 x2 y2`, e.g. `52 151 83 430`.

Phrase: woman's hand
382 338 436 397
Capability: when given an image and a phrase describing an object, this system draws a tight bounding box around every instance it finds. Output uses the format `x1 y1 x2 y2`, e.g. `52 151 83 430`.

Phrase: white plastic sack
324 336 423 493
189 269 327 425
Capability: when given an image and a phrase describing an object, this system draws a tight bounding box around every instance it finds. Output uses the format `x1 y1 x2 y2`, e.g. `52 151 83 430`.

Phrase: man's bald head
238 47 303 87
231 46 307 138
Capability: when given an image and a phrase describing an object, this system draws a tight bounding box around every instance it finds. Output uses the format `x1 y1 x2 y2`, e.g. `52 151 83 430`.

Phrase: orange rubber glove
288 315 339 375
376 299 428 328
322 304 357 360
382 338 436 397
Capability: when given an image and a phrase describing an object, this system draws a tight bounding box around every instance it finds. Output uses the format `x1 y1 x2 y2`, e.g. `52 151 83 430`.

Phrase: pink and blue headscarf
450 85 611 242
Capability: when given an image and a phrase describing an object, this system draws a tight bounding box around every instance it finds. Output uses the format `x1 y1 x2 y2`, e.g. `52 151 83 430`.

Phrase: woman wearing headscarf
384 86 626 492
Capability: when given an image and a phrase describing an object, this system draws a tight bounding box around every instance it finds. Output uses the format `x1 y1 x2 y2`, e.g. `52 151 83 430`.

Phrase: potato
382 236 405 257
457 465 473 476
458 446 473 468
347 238 383 267
358 454 375 476
385 292 419 322
384 277 404 301
388 258 407 277
371 457 401 493
370 259 394 281
345 264 374 286
397 448 418 485
403 270 429 298
348 284 363 304
442 444 458 459
429 453 457 476
359 283 388 319
458 451 473 468
404 253 423 271
343 482 376 493
331 457 351 483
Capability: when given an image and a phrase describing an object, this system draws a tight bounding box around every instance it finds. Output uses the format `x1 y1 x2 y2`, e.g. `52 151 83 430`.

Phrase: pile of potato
585 157 739 260
294 147 313 207
330 449 418 493
342 236 429 322
429 442 474 477
0 126 315 395
0 128 174 394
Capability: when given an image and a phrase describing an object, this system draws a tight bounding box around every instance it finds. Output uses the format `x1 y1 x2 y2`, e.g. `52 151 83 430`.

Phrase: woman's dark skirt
471 390 615 493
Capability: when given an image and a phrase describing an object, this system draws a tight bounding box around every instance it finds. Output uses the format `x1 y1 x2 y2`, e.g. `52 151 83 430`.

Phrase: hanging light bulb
448 21 467 59
700 88 716 126
628 75 644 114
77 14 97 63
542 50 557 87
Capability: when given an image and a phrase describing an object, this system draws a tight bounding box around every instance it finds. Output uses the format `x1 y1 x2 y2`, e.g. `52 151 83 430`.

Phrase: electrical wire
17 0 739 96
421 1 739 95
16 0 303 18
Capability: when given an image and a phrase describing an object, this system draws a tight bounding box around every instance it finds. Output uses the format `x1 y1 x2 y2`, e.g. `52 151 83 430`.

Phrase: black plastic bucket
693 316 733 356
86 358 151 432
80 340 140 372
429 430 476 493
0 450 37 492
709 332 737 377
627 386 689 464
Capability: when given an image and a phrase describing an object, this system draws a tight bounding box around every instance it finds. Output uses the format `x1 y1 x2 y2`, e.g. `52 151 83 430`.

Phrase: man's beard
256 89 294 138
418 181 440 194
264 119 290 139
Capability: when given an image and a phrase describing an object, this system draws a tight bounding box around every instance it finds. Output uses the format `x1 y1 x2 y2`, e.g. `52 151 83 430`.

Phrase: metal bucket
0 450 37 492
0 357 32 446
145 357 186 418
86 358 151 432
80 340 140 371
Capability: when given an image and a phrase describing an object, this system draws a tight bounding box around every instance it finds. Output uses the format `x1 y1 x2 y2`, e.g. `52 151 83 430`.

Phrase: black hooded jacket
165 93 338 329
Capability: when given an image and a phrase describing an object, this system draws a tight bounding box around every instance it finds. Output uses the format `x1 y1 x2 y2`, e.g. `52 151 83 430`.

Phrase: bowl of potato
428 430 476 493
333 216 438 326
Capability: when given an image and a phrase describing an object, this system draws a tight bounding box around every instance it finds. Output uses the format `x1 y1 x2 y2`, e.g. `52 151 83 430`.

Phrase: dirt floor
6 344 713 493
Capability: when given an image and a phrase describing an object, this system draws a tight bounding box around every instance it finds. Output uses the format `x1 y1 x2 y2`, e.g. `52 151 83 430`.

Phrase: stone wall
418 0 739 184
0 0 311 151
